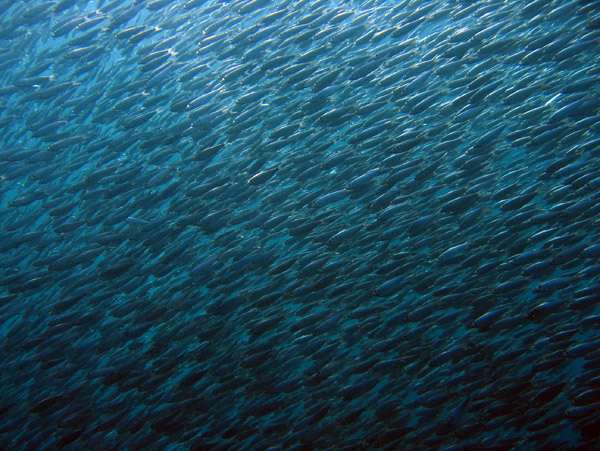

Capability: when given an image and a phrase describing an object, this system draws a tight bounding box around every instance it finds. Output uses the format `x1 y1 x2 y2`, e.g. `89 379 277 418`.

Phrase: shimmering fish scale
0 0 599 449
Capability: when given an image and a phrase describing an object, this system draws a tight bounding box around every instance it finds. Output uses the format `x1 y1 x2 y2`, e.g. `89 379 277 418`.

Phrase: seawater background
1 0 600 449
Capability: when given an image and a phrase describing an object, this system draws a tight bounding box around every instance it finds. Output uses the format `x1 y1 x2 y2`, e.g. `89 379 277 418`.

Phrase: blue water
1 0 600 449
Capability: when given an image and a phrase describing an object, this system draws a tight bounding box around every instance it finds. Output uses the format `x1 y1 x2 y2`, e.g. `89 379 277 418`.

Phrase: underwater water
1 0 600 449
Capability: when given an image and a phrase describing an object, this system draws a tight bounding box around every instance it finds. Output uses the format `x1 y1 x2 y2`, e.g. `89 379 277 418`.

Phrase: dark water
1 0 600 449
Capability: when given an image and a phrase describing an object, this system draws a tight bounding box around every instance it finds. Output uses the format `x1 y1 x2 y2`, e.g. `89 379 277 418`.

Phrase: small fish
1 0 599 449
247 167 278 185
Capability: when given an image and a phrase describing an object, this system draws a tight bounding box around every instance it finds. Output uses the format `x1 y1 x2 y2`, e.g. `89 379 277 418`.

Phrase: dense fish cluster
2 0 600 449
